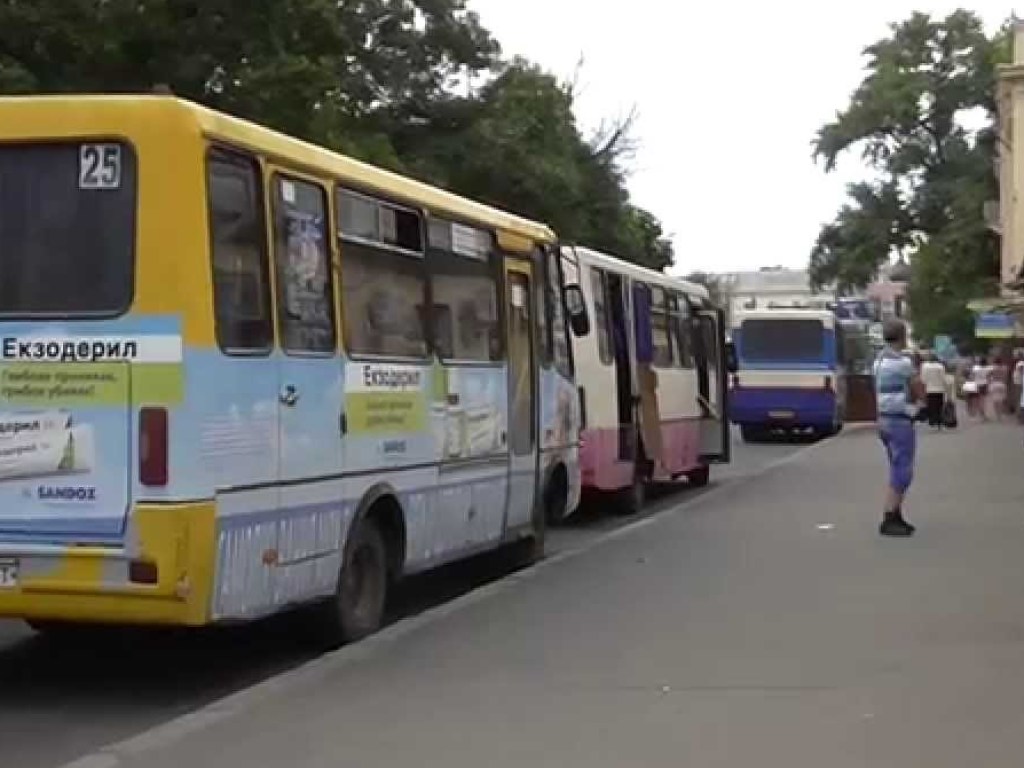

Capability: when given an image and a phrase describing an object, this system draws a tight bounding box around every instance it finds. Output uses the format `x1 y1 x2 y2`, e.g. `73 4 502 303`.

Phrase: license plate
0 559 19 588
768 410 795 420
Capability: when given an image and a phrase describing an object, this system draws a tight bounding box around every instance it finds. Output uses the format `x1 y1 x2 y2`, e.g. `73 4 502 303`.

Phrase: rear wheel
504 495 546 569
321 516 388 644
543 469 570 527
614 472 645 516
686 464 710 488
740 424 766 443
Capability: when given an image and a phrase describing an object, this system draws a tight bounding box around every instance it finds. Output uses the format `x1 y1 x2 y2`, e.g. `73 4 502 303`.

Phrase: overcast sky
468 1 1017 276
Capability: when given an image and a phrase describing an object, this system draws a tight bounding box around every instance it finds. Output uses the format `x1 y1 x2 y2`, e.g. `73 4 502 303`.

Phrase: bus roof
0 95 557 246
733 308 837 326
567 245 710 301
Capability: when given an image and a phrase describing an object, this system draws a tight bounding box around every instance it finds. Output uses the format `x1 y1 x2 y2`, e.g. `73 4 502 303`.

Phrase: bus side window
650 285 673 369
207 149 273 353
272 176 336 355
591 267 612 366
671 293 693 368
548 248 573 378
427 218 501 362
337 189 428 359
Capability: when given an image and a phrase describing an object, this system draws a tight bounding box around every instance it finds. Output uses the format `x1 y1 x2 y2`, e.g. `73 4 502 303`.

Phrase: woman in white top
970 356 993 421
920 352 948 429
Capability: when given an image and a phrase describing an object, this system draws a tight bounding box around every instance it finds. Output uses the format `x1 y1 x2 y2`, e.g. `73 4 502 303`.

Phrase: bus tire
544 465 570 526
505 499 546 569
615 473 645 516
686 464 710 488
323 515 388 644
26 620 81 637
740 425 764 443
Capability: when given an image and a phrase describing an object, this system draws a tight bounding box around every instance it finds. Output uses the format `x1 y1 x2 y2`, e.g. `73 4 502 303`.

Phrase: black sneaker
894 507 916 533
880 513 914 537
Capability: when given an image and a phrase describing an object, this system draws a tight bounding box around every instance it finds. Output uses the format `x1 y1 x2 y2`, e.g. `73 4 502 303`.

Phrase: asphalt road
62 418 1024 768
0 429 806 768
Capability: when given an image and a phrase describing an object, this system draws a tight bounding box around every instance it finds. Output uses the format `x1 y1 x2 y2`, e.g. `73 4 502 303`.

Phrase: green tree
0 1 674 270
810 10 1008 343
684 271 724 307
0 0 499 166
395 60 674 269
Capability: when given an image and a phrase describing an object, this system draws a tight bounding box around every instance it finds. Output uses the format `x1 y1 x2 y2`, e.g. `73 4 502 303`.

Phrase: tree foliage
0 0 672 269
810 10 1008 343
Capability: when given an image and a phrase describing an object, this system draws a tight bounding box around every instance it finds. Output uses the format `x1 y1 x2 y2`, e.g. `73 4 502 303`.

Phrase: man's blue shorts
879 416 916 493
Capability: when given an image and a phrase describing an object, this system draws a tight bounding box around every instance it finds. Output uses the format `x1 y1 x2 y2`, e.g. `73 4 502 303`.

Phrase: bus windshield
0 142 136 316
739 318 825 363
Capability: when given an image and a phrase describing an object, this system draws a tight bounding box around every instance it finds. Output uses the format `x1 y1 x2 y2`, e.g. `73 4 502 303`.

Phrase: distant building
865 260 913 346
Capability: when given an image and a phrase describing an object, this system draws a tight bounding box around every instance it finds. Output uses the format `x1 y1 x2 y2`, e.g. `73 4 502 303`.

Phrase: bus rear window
0 143 136 316
740 319 825 362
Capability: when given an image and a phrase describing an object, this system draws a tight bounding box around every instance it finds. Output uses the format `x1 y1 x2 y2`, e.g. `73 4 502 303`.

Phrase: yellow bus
0 96 589 640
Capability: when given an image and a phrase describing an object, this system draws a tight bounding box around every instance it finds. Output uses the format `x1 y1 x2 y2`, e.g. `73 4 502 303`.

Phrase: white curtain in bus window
338 190 427 358
274 178 335 353
428 220 499 362
507 271 534 455
547 248 572 377
670 293 694 368
208 152 273 351
341 243 427 358
590 268 612 365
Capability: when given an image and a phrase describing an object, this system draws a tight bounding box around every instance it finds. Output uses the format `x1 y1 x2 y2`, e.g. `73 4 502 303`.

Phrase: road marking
57 432 843 768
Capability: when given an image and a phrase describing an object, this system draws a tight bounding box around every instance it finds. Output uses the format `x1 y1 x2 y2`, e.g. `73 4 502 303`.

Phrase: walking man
873 320 924 537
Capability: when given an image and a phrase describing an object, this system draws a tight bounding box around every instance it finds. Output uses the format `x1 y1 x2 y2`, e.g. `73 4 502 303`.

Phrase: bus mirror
563 284 590 336
725 341 738 373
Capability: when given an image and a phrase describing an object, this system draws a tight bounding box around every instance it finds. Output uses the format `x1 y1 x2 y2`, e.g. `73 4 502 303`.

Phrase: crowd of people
956 349 1024 423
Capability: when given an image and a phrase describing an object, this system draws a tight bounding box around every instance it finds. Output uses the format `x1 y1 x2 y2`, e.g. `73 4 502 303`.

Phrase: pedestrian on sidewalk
969 356 992 421
920 351 947 430
991 357 1009 421
873 319 924 537
1010 349 1024 416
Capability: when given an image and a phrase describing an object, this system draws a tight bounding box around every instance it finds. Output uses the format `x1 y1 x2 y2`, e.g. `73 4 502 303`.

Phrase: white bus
567 247 731 514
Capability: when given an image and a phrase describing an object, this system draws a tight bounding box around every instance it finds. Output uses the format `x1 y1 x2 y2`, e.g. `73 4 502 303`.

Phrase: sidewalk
68 419 1024 768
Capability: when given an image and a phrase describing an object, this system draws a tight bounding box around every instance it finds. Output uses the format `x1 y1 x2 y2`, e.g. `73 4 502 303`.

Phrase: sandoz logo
37 485 97 503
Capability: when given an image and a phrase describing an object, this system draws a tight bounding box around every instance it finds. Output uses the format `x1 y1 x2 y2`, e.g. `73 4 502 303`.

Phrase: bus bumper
730 387 837 428
0 502 216 627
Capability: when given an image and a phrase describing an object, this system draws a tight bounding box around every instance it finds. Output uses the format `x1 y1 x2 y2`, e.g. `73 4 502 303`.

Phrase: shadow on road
0 478 709 752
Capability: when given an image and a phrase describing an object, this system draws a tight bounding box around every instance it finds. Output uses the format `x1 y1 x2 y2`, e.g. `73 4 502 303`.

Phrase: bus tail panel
0 501 217 626
0 343 133 543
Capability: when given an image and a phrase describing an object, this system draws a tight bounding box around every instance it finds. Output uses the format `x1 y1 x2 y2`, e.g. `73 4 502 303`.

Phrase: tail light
823 376 833 393
139 407 169 487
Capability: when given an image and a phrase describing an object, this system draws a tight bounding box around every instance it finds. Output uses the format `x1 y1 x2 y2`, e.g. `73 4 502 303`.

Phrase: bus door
267 173 342 512
694 306 730 463
503 259 538 532
606 273 636 463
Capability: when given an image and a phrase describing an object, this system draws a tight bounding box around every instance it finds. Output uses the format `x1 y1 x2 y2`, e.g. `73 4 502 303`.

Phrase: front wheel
321 516 388 644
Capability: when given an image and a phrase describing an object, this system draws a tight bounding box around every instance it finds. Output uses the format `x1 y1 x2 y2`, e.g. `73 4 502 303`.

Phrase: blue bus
729 309 849 441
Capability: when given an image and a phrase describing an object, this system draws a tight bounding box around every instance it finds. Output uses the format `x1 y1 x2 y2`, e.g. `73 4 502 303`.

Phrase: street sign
975 313 1017 339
